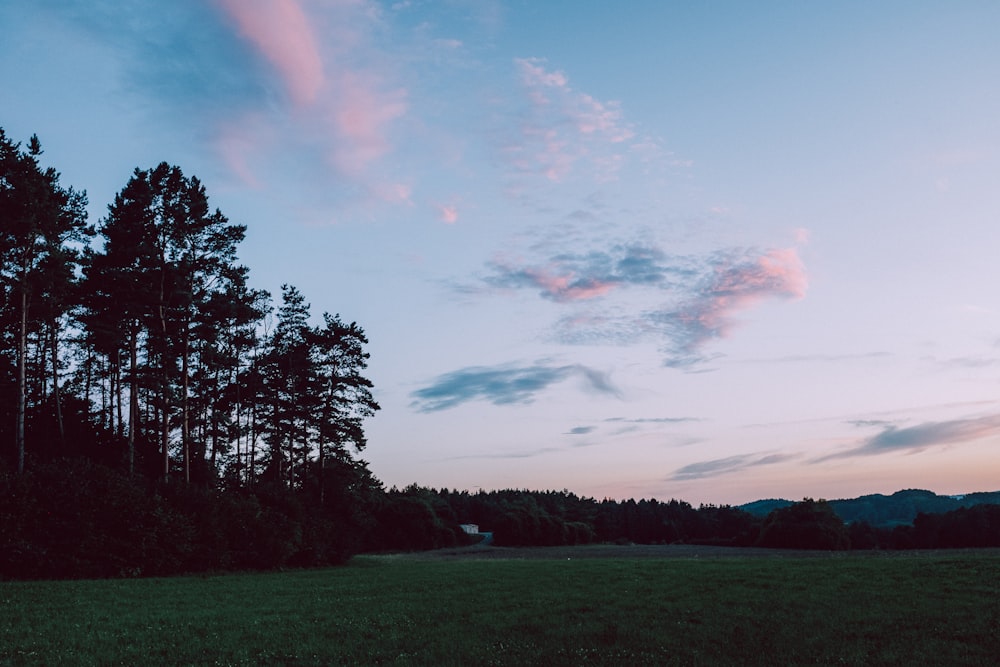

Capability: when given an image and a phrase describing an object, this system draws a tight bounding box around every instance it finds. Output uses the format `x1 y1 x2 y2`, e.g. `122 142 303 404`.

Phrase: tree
757 498 850 550
259 285 317 487
0 130 90 472
312 313 379 504
85 163 250 480
256 286 380 494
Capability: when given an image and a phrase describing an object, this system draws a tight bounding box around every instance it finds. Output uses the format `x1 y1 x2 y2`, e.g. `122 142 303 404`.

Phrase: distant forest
2 128 1000 581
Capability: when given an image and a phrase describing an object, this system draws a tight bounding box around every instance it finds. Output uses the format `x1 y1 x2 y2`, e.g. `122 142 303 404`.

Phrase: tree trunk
318 432 325 507
182 323 190 484
249 400 257 489
161 382 170 483
16 287 27 474
128 326 139 476
49 321 65 446
160 313 170 484
115 349 124 438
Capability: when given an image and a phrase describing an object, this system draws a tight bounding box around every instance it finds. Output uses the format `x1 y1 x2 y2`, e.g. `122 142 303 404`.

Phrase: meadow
2 546 999 666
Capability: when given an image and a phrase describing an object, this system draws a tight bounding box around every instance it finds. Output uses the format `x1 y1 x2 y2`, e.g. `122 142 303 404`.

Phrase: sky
2 1 1000 505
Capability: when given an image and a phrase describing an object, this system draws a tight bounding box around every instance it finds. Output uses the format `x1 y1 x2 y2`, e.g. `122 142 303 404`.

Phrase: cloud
736 351 891 365
566 426 594 435
605 417 698 424
480 240 807 367
846 419 895 429
515 59 633 144
503 58 637 184
411 362 620 412
215 0 323 107
670 452 795 481
483 243 689 302
818 414 1000 461
438 203 459 224
215 0 409 180
327 70 408 176
437 446 561 462
484 263 617 302
652 247 808 367
37 1 411 213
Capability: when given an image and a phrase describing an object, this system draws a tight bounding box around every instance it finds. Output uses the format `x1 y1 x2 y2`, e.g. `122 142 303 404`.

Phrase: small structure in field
459 524 479 535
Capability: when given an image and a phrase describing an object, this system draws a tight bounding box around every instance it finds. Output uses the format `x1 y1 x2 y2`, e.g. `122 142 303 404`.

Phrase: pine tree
311 313 379 504
85 163 250 480
0 130 90 472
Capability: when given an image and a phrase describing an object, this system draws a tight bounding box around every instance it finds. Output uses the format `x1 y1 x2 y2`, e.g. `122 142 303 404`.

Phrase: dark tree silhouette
757 498 850 550
0 130 90 472
86 163 250 481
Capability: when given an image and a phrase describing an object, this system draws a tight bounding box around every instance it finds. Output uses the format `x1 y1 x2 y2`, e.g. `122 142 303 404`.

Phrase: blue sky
3 1 1000 504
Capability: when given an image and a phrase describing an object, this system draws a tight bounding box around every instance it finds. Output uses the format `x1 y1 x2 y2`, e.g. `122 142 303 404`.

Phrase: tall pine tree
0 130 90 472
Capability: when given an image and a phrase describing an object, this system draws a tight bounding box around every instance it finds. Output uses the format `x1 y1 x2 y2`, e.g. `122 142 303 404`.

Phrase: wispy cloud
438 446 562 462
483 243 689 302
502 57 637 184
33 3 674 225
437 203 459 224
215 0 408 182
479 241 807 367
670 452 795 481
605 417 699 424
653 247 808 367
216 0 323 107
736 351 891 365
818 414 1000 461
411 362 620 412
38 0 412 213
566 426 595 436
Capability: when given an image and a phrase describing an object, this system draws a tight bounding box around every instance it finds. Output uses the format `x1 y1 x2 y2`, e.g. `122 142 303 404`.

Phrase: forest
2 127 999 580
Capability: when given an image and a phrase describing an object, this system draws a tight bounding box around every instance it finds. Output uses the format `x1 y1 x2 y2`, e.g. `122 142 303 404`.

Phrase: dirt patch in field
365 543 865 562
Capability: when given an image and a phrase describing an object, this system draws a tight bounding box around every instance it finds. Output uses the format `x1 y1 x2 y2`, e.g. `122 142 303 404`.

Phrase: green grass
2 550 1000 665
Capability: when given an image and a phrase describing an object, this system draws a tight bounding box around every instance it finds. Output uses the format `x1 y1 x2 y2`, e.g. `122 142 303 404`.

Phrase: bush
0 459 190 579
0 457 373 580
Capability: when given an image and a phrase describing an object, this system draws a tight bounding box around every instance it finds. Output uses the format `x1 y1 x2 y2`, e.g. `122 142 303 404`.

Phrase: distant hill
739 498 794 516
739 489 1000 528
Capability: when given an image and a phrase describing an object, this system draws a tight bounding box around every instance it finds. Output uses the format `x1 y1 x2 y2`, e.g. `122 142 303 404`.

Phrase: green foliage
0 458 374 579
375 494 460 551
0 459 187 578
913 504 1000 549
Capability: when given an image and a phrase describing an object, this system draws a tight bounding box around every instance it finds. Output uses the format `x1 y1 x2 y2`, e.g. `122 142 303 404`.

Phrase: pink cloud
438 204 459 224
675 247 808 344
511 58 635 183
329 71 407 175
216 0 323 107
215 112 271 188
214 0 410 206
479 242 806 366
576 94 633 143
520 268 617 302
517 57 569 90
372 181 413 205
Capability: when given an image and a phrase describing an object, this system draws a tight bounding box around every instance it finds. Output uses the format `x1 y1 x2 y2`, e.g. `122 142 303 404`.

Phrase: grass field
2 546 1000 665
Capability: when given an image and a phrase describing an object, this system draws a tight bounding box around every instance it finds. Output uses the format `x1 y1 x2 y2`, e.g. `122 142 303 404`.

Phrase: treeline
1 128 384 577
0 458 384 579
378 487 1000 553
